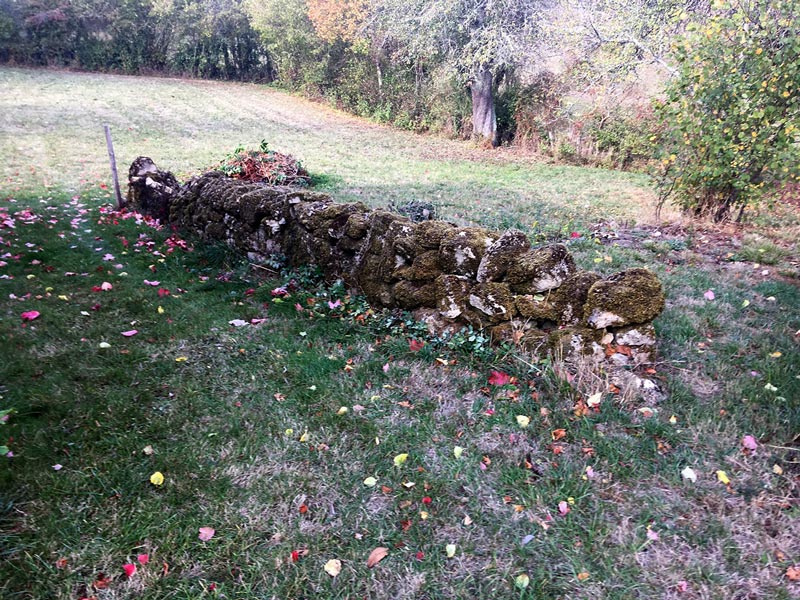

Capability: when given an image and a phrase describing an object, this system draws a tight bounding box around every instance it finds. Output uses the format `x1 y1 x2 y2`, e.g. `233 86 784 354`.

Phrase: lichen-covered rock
439 227 496 278
435 274 473 320
547 271 602 325
506 244 576 293
516 294 560 321
393 280 437 309
468 282 516 323
613 324 657 347
547 327 605 360
476 229 531 282
584 268 665 329
127 156 180 222
344 213 369 240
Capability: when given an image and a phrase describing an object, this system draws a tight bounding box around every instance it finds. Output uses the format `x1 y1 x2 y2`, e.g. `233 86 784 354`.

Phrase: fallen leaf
577 571 590 581
198 527 215 541
586 392 602 408
769 351 782 358
742 435 758 451
463 515 473 525
363 476 377 487
121 329 138 337
142 445 154 455
175 356 188 362
773 464 784 475
453 446 464 458
393 453 409 467
55 558 67 569
137 554 149 565
408 339 425 352
515 573 530 589
52 463 63 471
558 501 570 516
787 566 800 581
488 370 510 386
228 319 249 327
20 310 40 321
149 471 164 486
551 428 567 441
336 406 348 415
445 544 456 558
122 563 136 578
324 559 342 577
366 547 388 568
93 573 111 589
681 467 697 483
703 289 715 301
716 470 730 485
516 415 530 428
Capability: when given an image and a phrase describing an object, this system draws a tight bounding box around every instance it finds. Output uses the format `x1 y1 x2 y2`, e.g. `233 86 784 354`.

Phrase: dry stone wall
133 163 666 369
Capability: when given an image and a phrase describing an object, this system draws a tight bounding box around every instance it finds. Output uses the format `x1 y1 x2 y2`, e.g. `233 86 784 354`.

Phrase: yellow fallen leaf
157 306 165 314
515 574 530 589
577 571 590 581
149 471 164 486
669 415 677 425
363 476 377 487
420 510 429 520
366 547 388 568
772 464 784 475
58 295 69 301
741 299 750 308
401 481 416 488
393 453 408 467
299 431 309 443
336 406 348 415
769 351 782 358
323 559 341 577
453 446 464 458
516 415 530 428
175 356 188 362
445 544 456 558
285 428 293 435
463 515 473 525
716 470 730 485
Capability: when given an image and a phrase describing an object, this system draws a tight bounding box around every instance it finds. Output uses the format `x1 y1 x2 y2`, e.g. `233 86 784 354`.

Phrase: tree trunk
471 68 497 146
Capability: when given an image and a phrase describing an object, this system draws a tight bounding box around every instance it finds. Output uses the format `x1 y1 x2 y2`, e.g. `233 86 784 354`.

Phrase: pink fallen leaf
646 528 659 541
100 282 113 291
382 363 390 373
143 279 160 286
703 289 715 301
488 370 510 386
122 563 137 578
21 310 40 321
121 330 138 337
328 299 342 309
198 527 215 541
366 546 389 568
409 339 425 352
558 501 570 516
137 553 149 565
52 464 63 471
742 435 758 451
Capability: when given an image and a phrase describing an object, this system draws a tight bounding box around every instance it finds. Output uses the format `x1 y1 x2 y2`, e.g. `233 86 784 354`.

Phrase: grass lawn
1 67 799 599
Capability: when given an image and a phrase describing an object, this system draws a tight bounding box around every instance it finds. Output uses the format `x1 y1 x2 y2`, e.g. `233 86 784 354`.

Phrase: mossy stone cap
584 268 665 329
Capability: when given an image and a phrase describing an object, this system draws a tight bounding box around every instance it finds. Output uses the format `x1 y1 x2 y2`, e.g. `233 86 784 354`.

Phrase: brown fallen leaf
367 547 389 568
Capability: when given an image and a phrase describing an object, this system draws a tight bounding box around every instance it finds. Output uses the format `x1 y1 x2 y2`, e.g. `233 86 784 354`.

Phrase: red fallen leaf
409 339 425 352
137 553 149 565
93 573 111 589
570 231 581 238
122 563 136 577
381 485 393 494
208 583 216 591
20 310 40 321
245 288 256 296
551 429 567 441
422 496 432 505
298 504 308 514
55 558 67 569
488 370 510 386
157 288 170 297
400 519 412 531
415 551 425 560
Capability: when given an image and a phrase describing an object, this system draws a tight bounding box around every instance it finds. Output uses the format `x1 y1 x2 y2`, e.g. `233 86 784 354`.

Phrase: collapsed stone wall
158 169 665 369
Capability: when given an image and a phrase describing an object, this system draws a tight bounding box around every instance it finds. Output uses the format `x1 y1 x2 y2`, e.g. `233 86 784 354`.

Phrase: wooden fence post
104 125 124 209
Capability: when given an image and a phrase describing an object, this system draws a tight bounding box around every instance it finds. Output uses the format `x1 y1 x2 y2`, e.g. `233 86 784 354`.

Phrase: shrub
655 0 800 222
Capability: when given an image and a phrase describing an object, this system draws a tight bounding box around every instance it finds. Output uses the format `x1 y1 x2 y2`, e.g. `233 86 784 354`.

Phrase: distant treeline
0 0 273 80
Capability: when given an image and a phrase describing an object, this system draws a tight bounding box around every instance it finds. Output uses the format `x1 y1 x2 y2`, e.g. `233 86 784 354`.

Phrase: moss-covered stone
506 244 576 293
393 250 443 282
515 294 560 321
612 324 657 347
344 213 369 240
476 229 531 282
584 268 665 329
393 280 437 309
547 327 605 360
468 282 516 322
439 227 496 278
547 271 602 325
413 220 457 250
